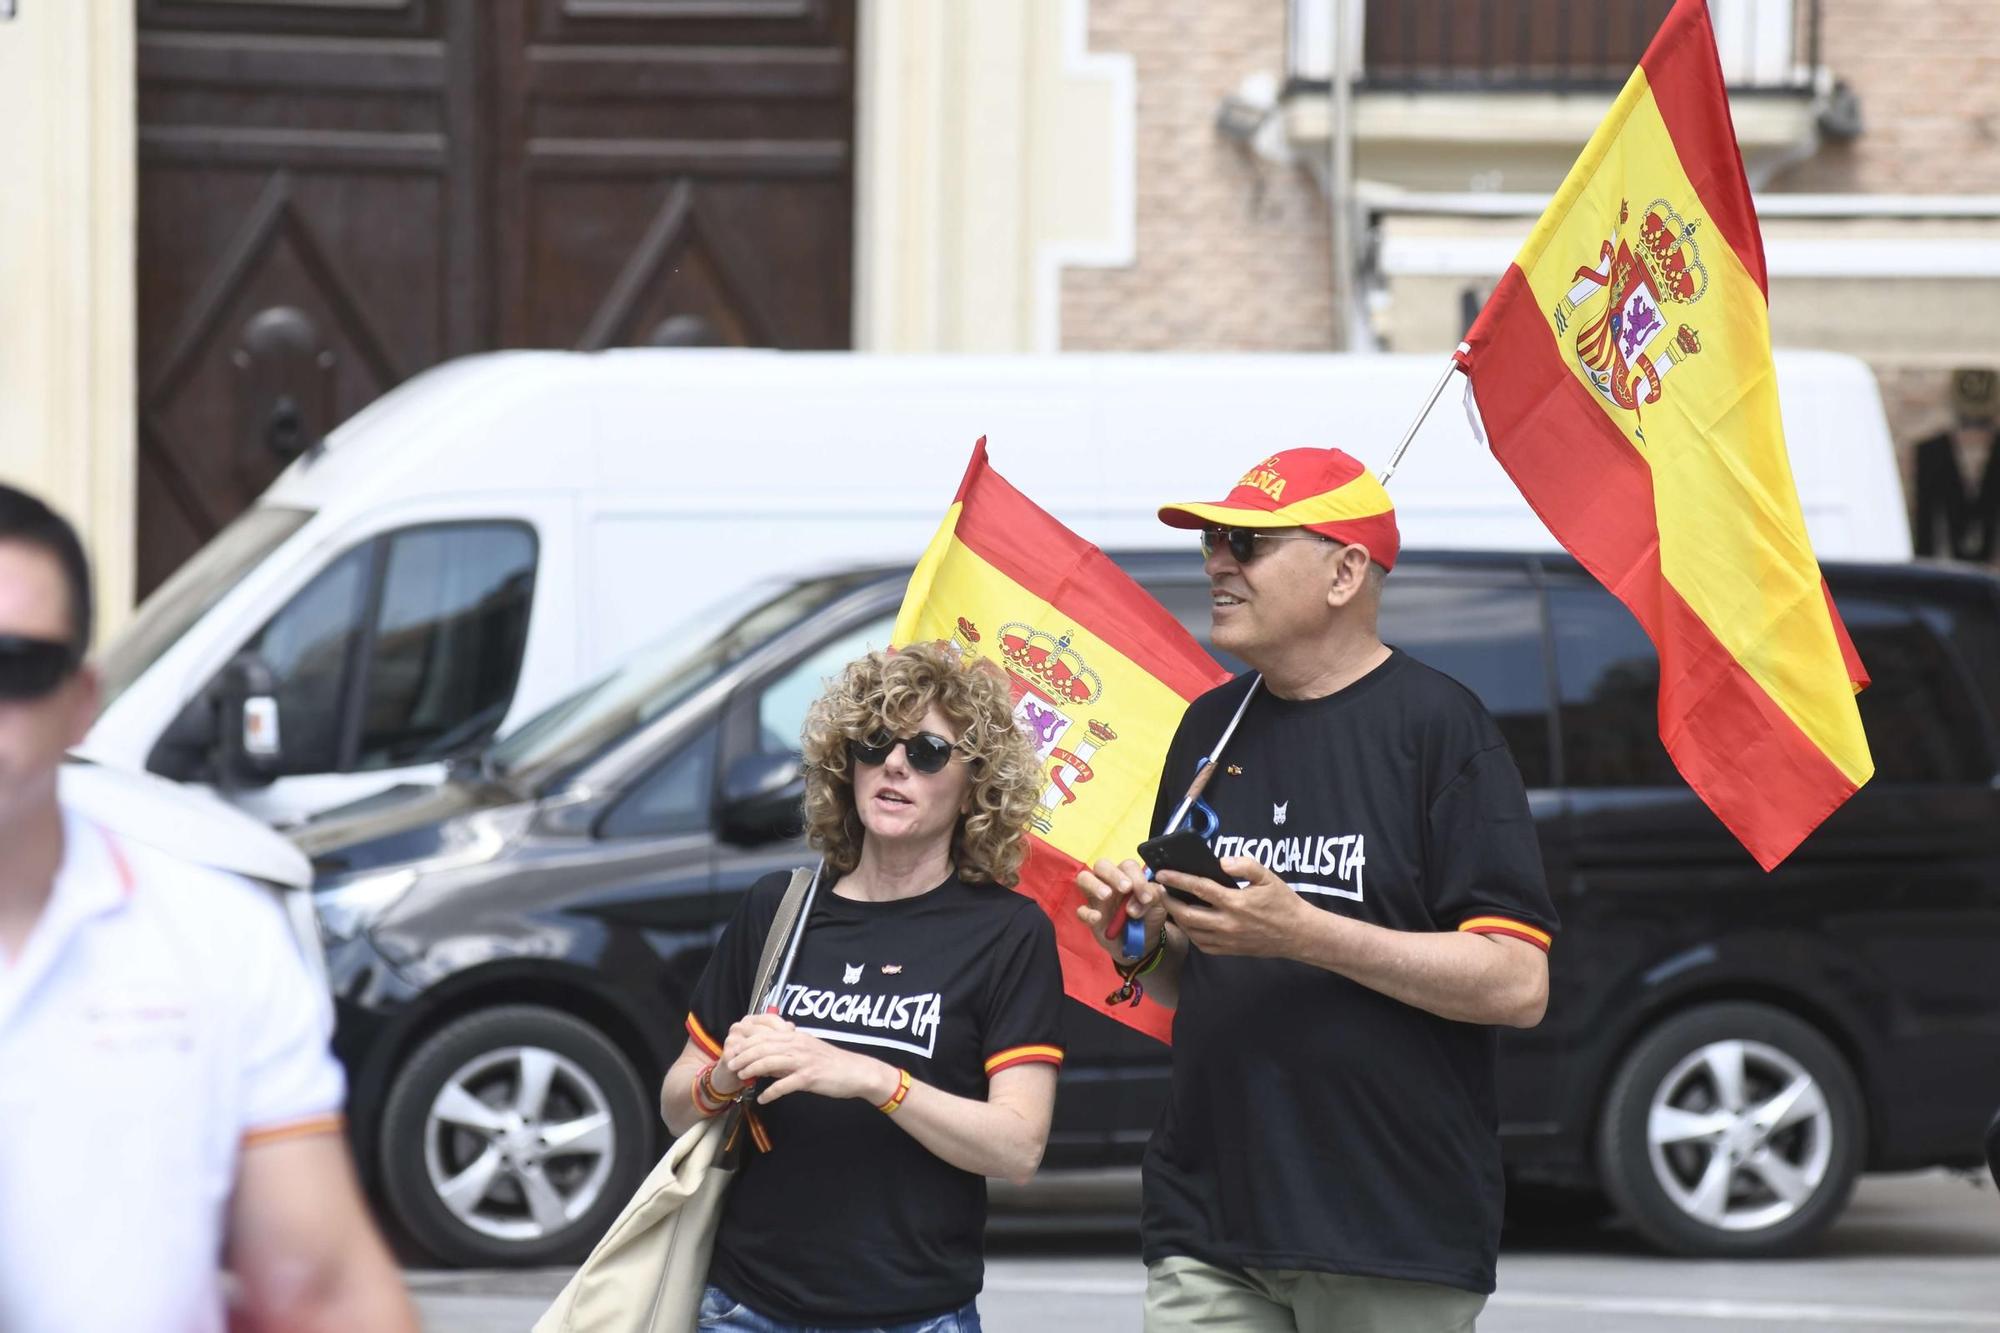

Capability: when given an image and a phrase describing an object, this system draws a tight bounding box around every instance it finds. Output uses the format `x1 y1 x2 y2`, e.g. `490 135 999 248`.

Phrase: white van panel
94 348 1912 827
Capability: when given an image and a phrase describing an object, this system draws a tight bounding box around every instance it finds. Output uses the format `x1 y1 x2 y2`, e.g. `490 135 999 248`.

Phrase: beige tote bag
534 866 817 1333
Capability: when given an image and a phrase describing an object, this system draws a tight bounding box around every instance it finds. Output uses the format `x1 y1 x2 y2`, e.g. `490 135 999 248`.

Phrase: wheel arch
1578 979 1879 1178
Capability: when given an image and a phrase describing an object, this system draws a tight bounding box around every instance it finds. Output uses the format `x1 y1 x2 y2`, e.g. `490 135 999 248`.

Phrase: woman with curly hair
660 640 1064 1333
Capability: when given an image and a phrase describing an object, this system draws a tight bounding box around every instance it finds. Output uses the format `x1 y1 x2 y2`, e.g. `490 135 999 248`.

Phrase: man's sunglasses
1199 527 1337 563
848 730 967 776
0 635 81 702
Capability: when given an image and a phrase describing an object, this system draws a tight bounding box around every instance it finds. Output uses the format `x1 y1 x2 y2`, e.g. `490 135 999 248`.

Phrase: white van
80 349 1910 827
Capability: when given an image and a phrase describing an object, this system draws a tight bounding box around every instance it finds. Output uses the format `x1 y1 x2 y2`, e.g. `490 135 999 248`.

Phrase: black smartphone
1137 828 1234 905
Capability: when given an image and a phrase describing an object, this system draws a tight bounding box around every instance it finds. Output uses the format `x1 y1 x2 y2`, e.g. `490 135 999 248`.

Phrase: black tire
379 1005 652 1268
1597 1001 1864 1257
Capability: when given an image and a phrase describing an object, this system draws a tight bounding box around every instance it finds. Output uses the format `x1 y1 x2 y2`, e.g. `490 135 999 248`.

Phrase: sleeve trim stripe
985 1044 1065 1074
1459 916 1553 950
242 1113 345 1149
686 1013 724 1059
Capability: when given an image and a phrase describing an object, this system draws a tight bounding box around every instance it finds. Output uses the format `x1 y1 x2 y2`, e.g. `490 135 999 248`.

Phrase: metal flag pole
1377 353 1464 487
1384 350 1464 486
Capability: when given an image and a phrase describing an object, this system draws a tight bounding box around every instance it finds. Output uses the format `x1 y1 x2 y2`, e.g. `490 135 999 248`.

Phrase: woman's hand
1074 856 1166 960
723 1013 899 1106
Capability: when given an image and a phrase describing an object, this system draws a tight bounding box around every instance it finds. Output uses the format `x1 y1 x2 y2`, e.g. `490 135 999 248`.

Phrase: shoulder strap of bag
745 866 815 1018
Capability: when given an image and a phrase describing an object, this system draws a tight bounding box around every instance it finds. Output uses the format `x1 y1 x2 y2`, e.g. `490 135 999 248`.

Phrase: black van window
355 524 537 770
1548 584 1680 788
246 544 371 776
1841 594 1993 784
599 726 718 840
1911 584 2000 753
1383 579 1553 788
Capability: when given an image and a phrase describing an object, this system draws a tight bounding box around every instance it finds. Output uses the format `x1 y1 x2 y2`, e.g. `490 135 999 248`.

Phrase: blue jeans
697 1284 982 1333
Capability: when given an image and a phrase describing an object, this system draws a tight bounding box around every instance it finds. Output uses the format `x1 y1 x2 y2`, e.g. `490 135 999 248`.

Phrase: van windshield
491 570 884 789
99 506 314 707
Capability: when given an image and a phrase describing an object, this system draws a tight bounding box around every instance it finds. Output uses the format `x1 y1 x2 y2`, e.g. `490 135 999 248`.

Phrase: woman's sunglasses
0 635 80 702
848 730 965 776
1199 527 1337 563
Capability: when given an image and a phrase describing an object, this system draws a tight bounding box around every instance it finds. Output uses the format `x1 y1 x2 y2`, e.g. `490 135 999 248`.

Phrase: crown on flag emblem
1637 200 1708 304
1550 195 1709 417
998 624 1104 706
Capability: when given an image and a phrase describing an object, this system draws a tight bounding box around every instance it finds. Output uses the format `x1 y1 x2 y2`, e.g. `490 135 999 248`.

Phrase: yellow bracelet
877 1067 912 1115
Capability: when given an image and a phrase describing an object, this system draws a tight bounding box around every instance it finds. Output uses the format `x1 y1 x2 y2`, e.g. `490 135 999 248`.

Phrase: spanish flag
1456 0 1871 871
894 441 1229 1041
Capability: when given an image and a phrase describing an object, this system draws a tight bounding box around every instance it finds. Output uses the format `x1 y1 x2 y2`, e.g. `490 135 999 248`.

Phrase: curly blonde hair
801 641 1043 886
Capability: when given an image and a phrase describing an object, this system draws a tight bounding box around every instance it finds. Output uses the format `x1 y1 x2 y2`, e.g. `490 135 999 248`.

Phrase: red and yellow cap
1158 448 1400 571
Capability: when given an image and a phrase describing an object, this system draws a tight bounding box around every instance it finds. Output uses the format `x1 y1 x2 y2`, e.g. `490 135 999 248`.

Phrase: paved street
410 1169 2000 1332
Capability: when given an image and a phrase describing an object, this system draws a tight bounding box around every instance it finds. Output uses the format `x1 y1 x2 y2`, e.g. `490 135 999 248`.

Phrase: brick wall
1059 0 1334 351
1774 0 2000 193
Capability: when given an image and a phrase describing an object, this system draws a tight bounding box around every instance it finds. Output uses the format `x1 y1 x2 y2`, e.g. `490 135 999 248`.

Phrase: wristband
877 1067 912 1115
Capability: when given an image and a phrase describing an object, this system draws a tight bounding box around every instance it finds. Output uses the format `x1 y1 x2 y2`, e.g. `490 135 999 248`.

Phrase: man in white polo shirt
0 484 417 1333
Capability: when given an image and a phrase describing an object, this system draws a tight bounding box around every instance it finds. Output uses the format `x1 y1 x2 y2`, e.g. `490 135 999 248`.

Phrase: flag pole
1376 351 1464 487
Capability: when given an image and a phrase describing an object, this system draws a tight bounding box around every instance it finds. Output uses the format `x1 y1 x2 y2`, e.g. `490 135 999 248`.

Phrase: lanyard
1121 677 1262 958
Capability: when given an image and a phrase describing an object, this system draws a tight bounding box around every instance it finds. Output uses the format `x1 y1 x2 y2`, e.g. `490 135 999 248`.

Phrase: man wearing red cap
1077 449 1558 1331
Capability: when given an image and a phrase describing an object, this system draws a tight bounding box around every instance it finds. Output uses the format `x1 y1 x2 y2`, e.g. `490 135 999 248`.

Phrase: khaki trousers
1145 1256 1487 1333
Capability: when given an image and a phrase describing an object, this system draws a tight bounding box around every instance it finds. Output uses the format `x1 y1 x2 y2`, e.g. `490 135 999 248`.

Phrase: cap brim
1157 500 1296 530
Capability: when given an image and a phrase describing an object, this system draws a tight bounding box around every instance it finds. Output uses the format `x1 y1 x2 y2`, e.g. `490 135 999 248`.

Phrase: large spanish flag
894 440 1229 1041
1456 0 1870 871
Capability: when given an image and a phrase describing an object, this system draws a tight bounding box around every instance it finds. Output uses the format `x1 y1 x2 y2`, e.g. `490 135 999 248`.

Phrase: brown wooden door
136 0 854 594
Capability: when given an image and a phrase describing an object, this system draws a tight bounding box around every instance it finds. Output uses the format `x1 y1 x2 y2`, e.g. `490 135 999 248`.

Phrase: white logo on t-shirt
779 983 943 1059
1213 832 1367 902
842 962 864 985
1273 801 1288 826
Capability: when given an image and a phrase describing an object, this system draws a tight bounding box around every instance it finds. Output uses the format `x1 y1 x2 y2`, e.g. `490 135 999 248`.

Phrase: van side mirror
146 652 282 788
717 751 805 846
214 653 283 791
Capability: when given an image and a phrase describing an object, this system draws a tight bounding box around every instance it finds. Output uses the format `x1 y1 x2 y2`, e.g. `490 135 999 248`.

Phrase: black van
293 552 2000 1268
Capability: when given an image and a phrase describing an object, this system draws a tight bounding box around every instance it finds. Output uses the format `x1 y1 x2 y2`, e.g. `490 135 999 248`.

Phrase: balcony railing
1289 0 1821 94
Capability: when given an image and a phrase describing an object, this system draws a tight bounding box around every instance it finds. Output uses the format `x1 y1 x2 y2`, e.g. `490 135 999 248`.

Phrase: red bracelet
693 1062 732 1116
877 1068 913 1115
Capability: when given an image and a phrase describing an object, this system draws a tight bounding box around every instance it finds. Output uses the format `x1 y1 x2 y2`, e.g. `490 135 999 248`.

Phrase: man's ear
1325 545 1373 608
63 665 102 748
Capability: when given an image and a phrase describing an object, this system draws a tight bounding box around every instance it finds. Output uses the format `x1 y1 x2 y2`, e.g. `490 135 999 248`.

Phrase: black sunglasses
848 730 965 776
1199 527 1337 563
0 635 81 702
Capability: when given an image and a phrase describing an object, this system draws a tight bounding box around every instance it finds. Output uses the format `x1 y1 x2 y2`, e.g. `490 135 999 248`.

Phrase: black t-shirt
1141 652 1559 1294
686 870 1065 1327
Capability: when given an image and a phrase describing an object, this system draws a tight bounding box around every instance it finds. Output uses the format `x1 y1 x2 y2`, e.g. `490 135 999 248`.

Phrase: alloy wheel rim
423 1045 617 1242
1645 1037 1834 1233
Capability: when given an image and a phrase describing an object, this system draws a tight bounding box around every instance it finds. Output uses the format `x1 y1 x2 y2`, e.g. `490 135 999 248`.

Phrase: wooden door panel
534 0 845 45
139 0 438 40
494 0 852 351
137 0 852 591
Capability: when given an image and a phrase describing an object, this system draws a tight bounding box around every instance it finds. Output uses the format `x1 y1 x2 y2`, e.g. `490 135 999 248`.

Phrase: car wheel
379 1005 652 1267
1597 1001 1863 1257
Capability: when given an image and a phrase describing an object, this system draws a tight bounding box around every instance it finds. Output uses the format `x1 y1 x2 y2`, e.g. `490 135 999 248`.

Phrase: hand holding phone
1137 828 1236 906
